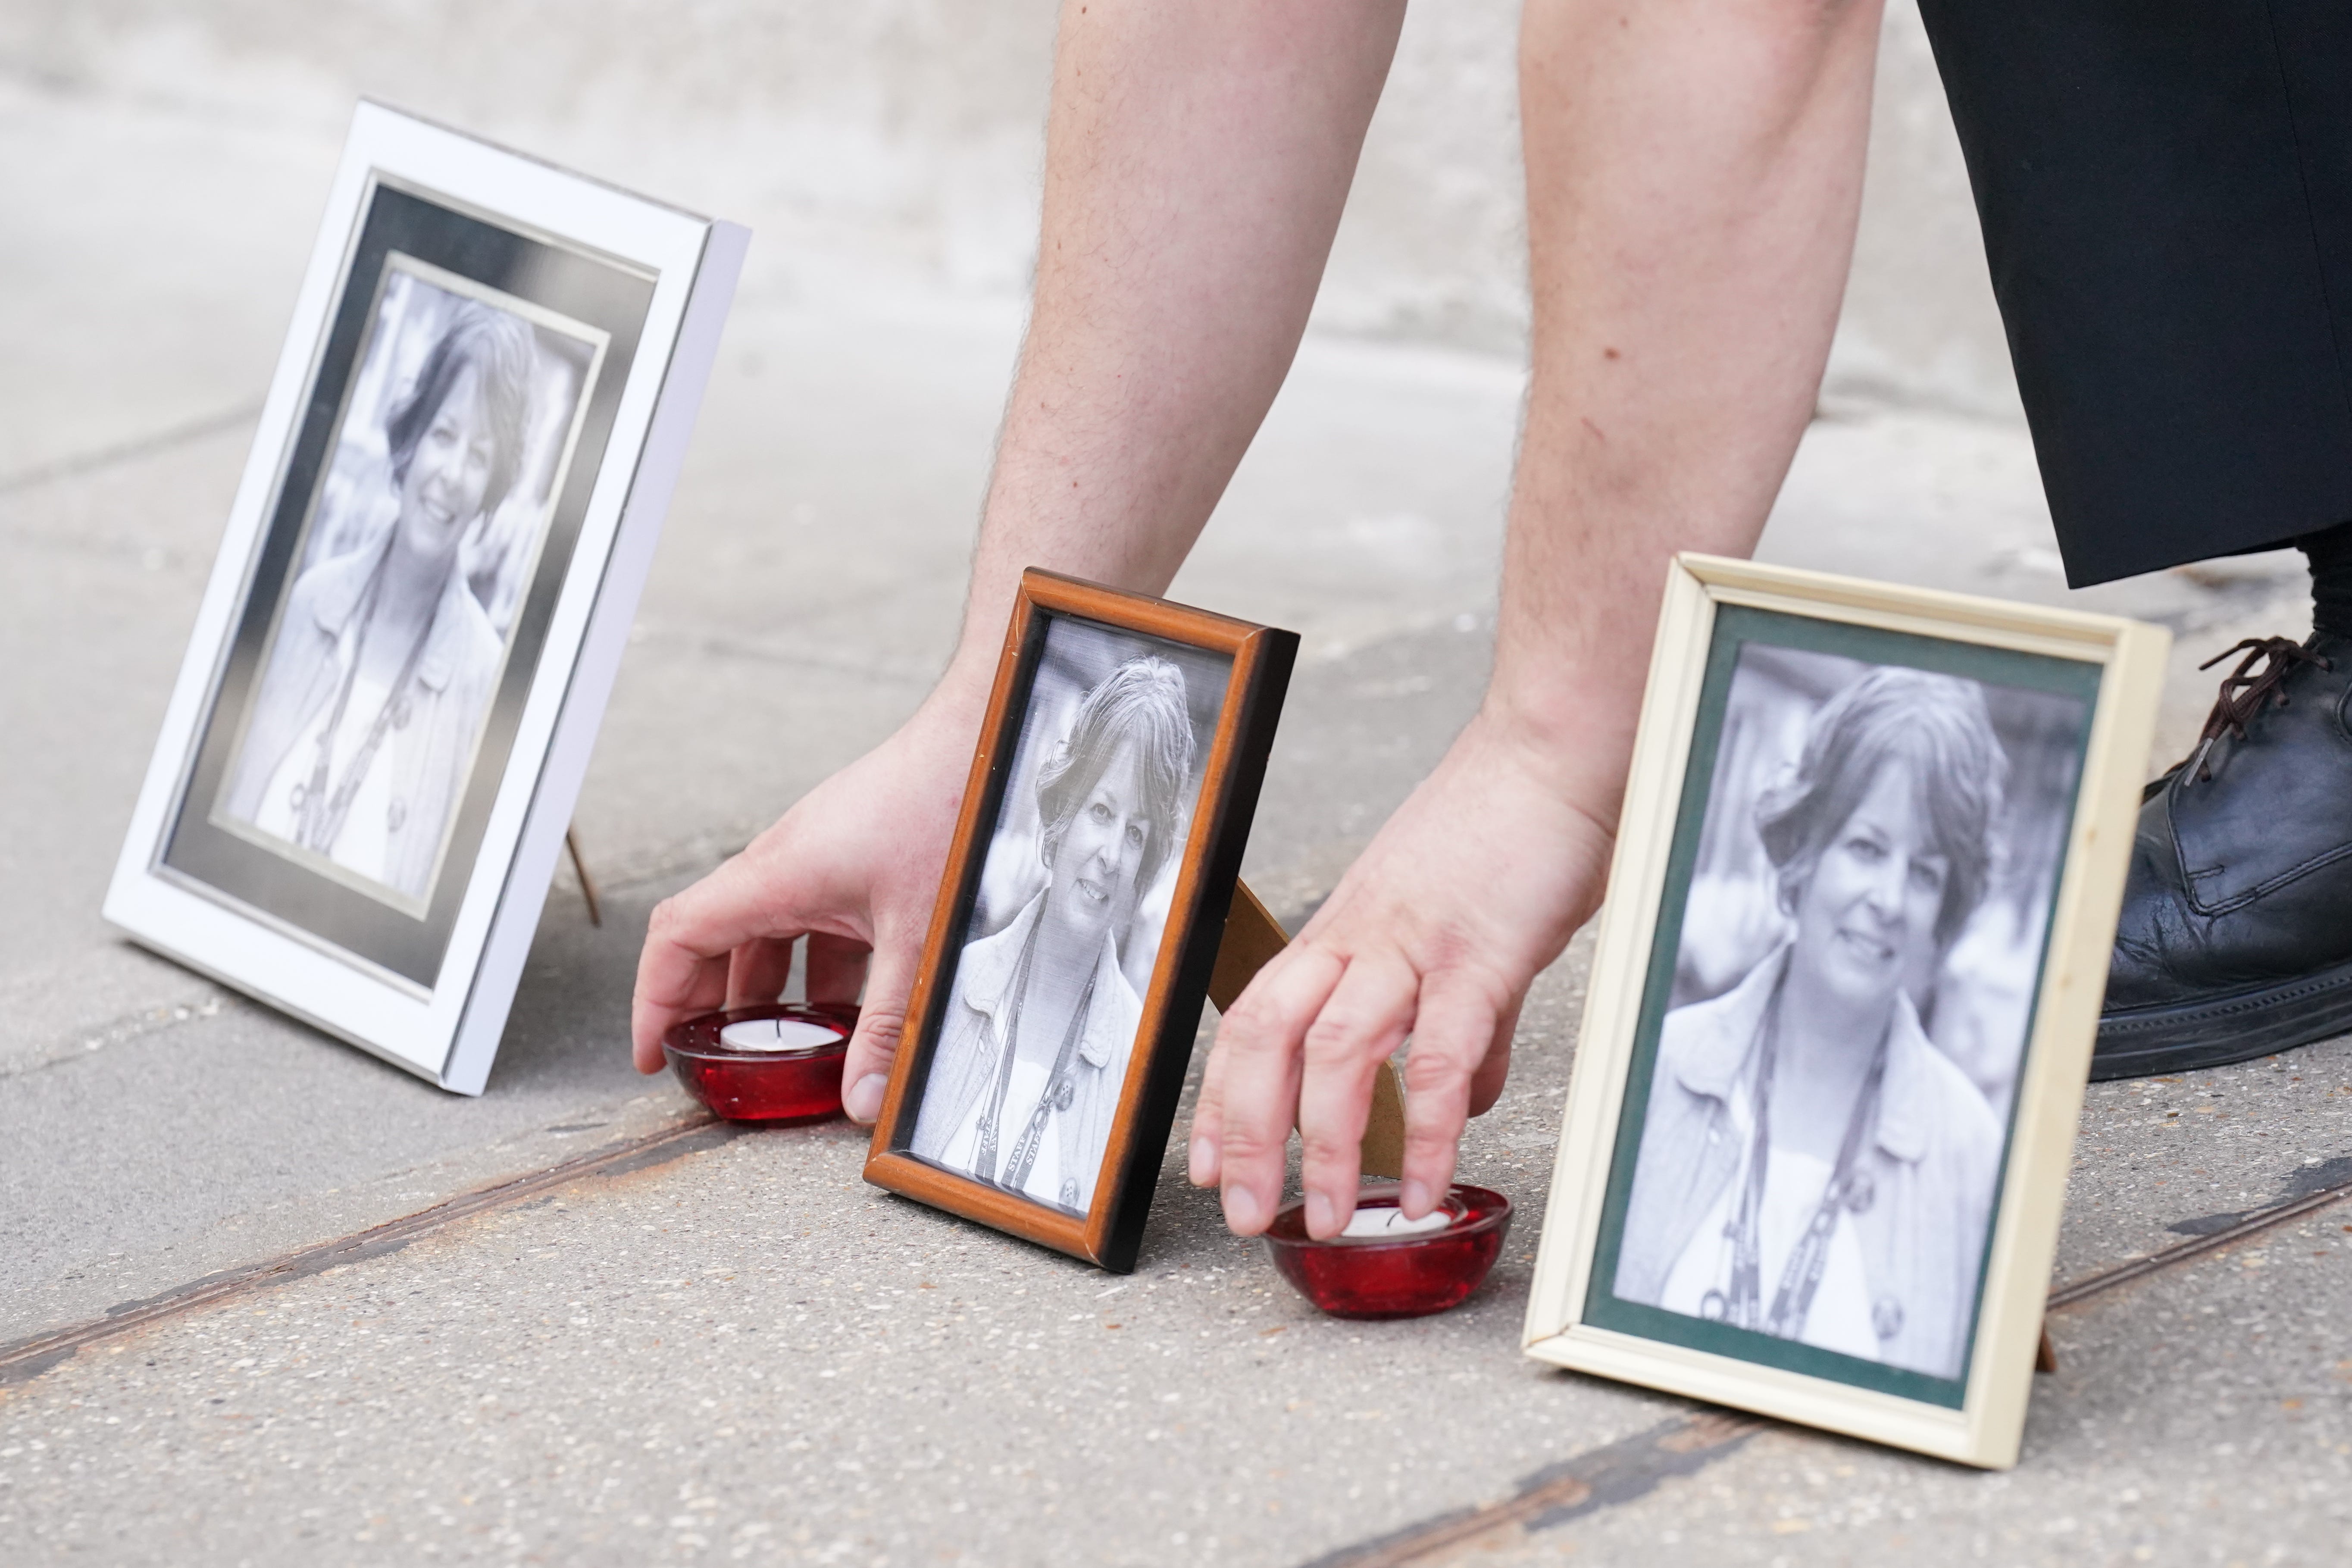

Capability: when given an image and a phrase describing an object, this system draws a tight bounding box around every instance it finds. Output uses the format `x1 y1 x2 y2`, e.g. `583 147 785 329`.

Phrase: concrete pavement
3 56 2351 1568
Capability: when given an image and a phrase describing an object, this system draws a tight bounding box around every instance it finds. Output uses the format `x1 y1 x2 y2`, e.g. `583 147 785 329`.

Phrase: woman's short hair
1754 667 2008 947
1036 656 1195 895
385 302 536 518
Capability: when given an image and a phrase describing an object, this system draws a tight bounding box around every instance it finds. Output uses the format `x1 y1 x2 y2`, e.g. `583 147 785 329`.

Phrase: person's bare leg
631 2 1405 1113
1195 0 1887 1238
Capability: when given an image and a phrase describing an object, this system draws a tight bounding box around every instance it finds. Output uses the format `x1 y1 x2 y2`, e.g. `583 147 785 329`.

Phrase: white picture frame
104 101 748 1094
1522 554 2168 1468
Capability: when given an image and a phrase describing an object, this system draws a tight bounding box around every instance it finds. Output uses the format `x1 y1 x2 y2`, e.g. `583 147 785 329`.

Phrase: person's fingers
631 946 729 1074
1213 942 1346 1236
840 932 922 1125
1394 973 1503 1217
1188 1020 1232 1187
1467 997 1522 1118
725 936 798 1010
631 855 800 1073
1294 949 1418 1239
1192 902 1322 1189
803 931 872 1007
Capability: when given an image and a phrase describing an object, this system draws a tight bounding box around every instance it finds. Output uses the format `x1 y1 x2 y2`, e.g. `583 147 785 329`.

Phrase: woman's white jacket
909 890 1143 1214
1613 944 2004 1381
222 540 504 902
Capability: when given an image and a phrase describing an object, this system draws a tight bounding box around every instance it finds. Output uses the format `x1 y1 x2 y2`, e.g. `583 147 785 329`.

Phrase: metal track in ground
0 1113 734 1386
2045 1171 2352 1310
1301 1165 2352 1567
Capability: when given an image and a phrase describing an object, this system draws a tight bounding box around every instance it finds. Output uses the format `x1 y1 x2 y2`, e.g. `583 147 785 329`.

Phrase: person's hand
1188 708 1618 1239
629 679 986 1120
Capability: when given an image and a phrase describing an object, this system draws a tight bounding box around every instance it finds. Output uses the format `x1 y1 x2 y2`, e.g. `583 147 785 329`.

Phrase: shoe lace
2186 636 2334 782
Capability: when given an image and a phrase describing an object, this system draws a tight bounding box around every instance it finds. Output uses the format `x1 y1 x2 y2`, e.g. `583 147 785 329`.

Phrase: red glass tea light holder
1263 1181 1512 1320
662 1003 858 1125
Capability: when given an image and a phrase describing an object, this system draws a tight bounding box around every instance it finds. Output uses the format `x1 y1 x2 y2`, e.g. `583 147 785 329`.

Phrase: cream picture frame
1523 554 2167 1468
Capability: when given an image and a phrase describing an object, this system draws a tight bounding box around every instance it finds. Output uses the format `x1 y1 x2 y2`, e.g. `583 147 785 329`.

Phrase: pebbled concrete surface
0 964 1632 1568
4 49 2352 1568
3 966 2349 1566
1458 1209 2352 1567
2059 1043 2352 1285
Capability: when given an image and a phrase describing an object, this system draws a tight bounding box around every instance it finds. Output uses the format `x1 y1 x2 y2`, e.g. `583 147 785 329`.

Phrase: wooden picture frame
864 570 1298 1271
1523 554 2167 1468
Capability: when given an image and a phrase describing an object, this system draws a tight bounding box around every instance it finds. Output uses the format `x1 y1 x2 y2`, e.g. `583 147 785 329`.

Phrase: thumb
841 936 922 1124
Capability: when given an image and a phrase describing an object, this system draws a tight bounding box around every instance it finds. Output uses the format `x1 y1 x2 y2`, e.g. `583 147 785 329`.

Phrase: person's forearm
937 0 1406 699
1489 0 1883 812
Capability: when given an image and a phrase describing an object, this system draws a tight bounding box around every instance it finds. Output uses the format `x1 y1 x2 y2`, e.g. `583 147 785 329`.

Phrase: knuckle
1298 1129 1364 1168
1400 1055 1457 1095
1301 1013 1358 1055
1403 1123 1458 1155
1218 992 1286 1044
1302 1013 1387 1066
1218 1122 1283 1164
644 896 687 942
853 1008 907 1060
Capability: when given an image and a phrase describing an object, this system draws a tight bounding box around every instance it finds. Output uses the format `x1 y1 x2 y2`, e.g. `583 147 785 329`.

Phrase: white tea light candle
718 1017 844 1053
1339 1205 1453 1240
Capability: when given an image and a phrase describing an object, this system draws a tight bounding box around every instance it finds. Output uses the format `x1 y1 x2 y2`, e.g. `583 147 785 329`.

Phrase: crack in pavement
0 401 260 498
635 622 939 688
0 1114 737 1387
0 992 238 1082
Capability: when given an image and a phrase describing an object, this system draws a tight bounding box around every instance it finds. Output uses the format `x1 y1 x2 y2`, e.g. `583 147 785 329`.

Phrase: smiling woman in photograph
222 302 535 903
1614 666 2012 1381
911 655 1197 1214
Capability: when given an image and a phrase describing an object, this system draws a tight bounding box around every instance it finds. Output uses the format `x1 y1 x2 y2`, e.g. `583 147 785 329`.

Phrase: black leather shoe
2095 632 2352 1080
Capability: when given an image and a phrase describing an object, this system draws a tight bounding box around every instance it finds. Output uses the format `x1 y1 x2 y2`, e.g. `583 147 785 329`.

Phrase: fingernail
1188 1137 1216 1186
1400 1179 1432 1218
844 1073 888 1124
1222 1184 1262 1234
1305 1191 1336 1238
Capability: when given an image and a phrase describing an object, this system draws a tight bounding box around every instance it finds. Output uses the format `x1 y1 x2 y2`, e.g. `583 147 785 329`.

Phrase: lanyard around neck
971 910 1098 1197
293 554 439 855
1710 976 1889 1340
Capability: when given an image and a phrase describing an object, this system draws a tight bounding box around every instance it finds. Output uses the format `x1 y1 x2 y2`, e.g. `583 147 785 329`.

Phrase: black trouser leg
2300 519 2352 638
1916 0 2352 588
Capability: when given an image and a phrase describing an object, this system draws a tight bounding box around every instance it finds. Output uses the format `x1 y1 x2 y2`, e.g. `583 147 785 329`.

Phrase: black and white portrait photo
112 106 738 1090
908 616 1230 1216
1610 645 2089 1381
1525 563 2161 1462
213 258 603 909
